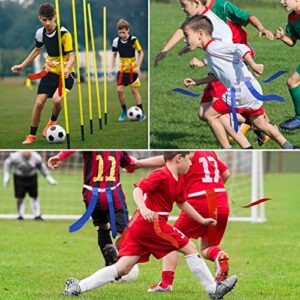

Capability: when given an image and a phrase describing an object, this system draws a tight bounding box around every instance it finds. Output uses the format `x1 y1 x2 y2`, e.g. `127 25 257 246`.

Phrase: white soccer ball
127 106 143 121
46 125 66 144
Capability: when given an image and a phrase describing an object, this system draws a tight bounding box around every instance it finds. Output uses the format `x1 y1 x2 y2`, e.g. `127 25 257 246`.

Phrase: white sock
79 265 118 292
30 197 40 217
18 200 25 217
185 253 216 294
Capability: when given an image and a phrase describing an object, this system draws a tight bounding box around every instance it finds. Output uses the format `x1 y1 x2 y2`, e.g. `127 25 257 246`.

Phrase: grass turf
0 77 148 149
1 171 300 299
150 0 299 149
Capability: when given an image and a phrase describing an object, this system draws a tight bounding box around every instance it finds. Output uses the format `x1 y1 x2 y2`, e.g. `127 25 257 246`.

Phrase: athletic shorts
174 193 229 246
84 199 129 234
201 80 227 104
118 213 189 263
296 64 300 75
117 72 140 87
13 174 38 198
38 72 75 98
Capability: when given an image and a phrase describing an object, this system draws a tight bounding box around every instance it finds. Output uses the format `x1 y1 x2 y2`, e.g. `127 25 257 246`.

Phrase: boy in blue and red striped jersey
276 0 300 130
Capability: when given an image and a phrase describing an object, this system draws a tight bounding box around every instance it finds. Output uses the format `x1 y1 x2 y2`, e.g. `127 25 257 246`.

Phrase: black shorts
85 200 129 234
117 71 140 87
13 174 38 198
37 72 75 98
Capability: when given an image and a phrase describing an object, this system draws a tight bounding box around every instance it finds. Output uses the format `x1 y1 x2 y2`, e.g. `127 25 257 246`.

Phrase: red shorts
174 193 229 246
201 80 227 104
212 99 265 121
118 213 189 263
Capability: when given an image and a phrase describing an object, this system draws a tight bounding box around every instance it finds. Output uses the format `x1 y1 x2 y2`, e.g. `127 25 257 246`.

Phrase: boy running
182 15 298 149
109 19 145 121
64 152 237 299
11 3 75 144
276 0 300 130
149 151 231 292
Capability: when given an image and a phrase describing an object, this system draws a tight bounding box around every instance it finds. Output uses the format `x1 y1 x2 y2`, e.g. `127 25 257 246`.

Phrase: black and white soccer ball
127 106 143 121
46 125 66 144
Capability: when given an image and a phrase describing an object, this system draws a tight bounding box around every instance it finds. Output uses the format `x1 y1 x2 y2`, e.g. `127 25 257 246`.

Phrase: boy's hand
64 68 70 78
183 78 196 87
189 58 205 68
154 51 168 67
258 28 274 40
47 156 62 169
178 45 190 56
275 27 285 40
135 66 141 77
201 218 217 226
252 63 264 76
139 207 154 222
11 65 24 73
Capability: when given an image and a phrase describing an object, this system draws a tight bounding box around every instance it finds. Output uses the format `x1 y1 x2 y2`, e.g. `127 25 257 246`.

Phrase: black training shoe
34 215 44 221
293 145 300 149
208 275 237 300
103 244 118 266
17 216 24 221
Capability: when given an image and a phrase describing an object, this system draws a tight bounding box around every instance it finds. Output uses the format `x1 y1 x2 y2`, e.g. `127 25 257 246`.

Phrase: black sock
51 114 58 122
137 104 144 112
121 104 127 113
30 127 37 135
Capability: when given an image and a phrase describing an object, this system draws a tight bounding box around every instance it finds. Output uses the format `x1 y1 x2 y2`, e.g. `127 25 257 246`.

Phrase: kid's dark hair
200 0 208 5
182 15 213 36
117 19 130 30
163 151 191 161
39 3 55 18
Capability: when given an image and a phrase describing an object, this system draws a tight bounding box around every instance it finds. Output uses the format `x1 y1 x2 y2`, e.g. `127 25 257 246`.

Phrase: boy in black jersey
109 19 145 121
11 3 75 144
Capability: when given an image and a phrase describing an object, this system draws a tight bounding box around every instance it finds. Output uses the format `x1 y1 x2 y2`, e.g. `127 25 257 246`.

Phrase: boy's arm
11 47 43 73
177 201 217 225
183 74 218 87
136 50 144 75
133 187 154 222
154 28 184 67
275 27 295 47
243 52 264 76
64 52 75 77
248 15 274 40
109 52 118 77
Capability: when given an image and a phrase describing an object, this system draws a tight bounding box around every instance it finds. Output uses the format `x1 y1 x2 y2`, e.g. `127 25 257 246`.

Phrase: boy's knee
198 111 207 122
53 96 62 105
287 77 295 88
35 99 46 110
117 86 124 93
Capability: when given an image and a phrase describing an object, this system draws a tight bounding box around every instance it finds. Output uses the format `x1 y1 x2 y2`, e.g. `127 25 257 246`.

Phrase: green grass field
150 0 299 149
0 76 148 149
1 171 300 299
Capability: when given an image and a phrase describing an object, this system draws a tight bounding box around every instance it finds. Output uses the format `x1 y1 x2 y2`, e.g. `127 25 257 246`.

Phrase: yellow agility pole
55 0 71 149
72 0 85 141
88 3 102 130
83 0 93 134
103 6 108 125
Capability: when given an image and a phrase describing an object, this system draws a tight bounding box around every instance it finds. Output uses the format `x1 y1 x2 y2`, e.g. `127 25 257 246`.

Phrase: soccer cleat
253 129 270 146
240 123 251 135
42 120 57 137
17 216 24 221
118 111 127 122
103 244 118 266
140 112 146 121
209 275 237 300
22 134 36 144
34 215 44 221
148 282 173 293
64 278 81 296
293 145 300 149
215 251 229 282
280 117 300 130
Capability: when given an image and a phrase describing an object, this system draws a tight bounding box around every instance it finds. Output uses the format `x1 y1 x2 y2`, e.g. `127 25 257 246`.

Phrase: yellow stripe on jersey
133 39 142 52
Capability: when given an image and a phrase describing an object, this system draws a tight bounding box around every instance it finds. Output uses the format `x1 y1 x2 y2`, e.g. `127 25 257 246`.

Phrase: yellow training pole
55 0 71 149
103 6 108 125
83 0 93 134
88 3 102 130
72 0 85 141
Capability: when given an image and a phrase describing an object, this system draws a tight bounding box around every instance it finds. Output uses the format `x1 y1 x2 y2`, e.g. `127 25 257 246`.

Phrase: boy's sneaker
209 275 237 300
253 129 270 146
22 135 36 144
280 117 300 130
240 123 251 135
148 282 172 293
140 113 146 121
103 244 118 266
215 251 229 282
34 215 44 221
42 120 57 137
17 216 24 221
118 111 127 122
64 278 81 296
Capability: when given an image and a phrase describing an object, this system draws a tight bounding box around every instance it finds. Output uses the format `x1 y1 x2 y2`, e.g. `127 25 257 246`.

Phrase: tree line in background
0 0 148 77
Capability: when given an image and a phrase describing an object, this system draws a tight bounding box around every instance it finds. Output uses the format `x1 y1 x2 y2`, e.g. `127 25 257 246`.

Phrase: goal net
0 151 265 222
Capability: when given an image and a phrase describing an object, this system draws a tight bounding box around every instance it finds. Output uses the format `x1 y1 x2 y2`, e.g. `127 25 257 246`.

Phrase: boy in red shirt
64 152 237 299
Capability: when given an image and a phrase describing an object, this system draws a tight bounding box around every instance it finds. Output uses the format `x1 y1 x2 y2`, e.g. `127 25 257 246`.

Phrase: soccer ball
127 106 143 121
46 125 66 144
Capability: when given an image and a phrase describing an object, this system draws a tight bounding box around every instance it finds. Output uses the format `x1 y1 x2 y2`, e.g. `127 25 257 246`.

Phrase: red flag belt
240 198 271 208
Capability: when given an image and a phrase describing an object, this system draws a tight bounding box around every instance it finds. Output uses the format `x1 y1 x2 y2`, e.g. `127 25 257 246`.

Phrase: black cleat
17 216 24 221
34 215 44 221
103 244 118 266
209 275 237 300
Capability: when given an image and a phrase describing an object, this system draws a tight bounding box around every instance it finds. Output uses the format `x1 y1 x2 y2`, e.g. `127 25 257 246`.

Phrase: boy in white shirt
182 15 298 149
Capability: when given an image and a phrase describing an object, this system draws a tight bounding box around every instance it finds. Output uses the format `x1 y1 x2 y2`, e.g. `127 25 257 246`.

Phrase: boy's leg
65 256 140 295
131 86 146 120
280 70 300 129
16 197 25 220
22 94 48 144
117 85 127 121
